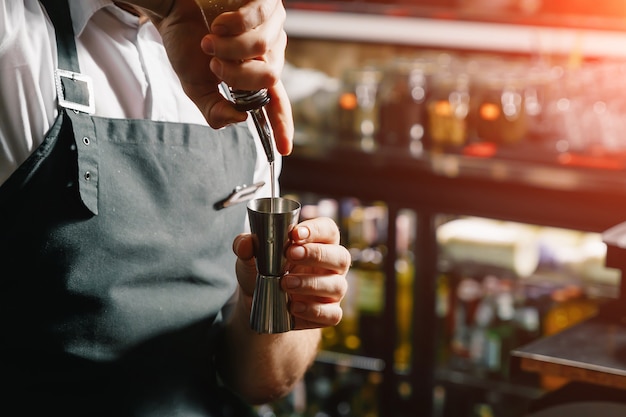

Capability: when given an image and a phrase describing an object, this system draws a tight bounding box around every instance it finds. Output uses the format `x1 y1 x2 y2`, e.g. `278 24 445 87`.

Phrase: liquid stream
269 160 276 213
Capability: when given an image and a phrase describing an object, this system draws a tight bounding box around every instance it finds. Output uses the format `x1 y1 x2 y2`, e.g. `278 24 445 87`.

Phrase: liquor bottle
469 275 499 376
337 67 382 146
427 68 470 150
322 203 366 354
350 371 382 417
355 204 388 359
377 58 432 151
471 67 527 145
357 207 388 359
542 284 598 339
484 278 517 379
541 284 598 390
513 282 543 348
394 211 415 373
435 272 452 367
450 275 483 370
324 201 389 357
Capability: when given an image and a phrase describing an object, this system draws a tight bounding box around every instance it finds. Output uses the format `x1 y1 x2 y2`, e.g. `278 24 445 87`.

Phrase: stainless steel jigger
248 197 301 333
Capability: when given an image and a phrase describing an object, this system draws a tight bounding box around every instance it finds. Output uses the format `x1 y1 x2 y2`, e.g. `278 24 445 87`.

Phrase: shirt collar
68 0 141 37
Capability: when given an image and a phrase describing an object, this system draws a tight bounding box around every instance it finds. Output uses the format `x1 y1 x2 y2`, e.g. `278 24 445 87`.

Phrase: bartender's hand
224 216 348 402
139 0 294 156
233 216 350 329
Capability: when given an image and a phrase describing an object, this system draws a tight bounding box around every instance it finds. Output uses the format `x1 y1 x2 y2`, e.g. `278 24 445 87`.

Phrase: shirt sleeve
0 1 26 52
0 0 57 186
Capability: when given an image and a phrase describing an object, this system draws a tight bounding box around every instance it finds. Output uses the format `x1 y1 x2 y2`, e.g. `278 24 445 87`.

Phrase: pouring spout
228 88 275 164
249 108 275 163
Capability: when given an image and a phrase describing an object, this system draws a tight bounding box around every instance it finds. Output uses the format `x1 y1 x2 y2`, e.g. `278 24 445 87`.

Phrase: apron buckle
214 182 265 210
54 69 95 114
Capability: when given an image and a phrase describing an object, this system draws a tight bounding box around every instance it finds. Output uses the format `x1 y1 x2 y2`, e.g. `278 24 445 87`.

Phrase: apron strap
40 0 79 73
40 0 95 114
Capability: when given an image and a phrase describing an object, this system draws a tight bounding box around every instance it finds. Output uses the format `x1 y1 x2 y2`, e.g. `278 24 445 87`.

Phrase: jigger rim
247 197 301 215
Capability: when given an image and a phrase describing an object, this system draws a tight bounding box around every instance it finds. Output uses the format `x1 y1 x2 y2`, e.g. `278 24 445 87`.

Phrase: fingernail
292 302 306 313
295 226 310 240
201 37 214 55
289 246 306 260
285 276 301 289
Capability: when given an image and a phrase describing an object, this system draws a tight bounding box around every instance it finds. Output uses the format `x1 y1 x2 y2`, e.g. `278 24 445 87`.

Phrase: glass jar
376 57 437 153
426 68 471 151
337 66 383 146
470 66 528 145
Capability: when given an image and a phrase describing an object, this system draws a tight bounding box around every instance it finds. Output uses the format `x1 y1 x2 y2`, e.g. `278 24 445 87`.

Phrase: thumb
185 87 248 129
233 234 257 296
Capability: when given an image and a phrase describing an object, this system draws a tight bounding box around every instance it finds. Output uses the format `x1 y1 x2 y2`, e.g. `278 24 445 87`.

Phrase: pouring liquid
269 160 276 213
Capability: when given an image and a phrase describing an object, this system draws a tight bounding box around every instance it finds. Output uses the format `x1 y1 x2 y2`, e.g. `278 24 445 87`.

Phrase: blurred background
260 2 626 416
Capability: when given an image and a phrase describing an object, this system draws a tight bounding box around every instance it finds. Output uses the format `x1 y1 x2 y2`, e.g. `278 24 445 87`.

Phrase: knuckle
327 275 347 300
323 217 341 242
334 307 344 326
311 304 324 321
251 37 270 56
263 66 281 87
337 276 348 299
306 276 321 292
312 245 326 264
328 307 343 326
254 1 272 24
339 248 352 271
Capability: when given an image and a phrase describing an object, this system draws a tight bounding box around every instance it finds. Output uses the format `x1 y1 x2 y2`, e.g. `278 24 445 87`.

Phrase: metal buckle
54 69 95 114
214 182 265 210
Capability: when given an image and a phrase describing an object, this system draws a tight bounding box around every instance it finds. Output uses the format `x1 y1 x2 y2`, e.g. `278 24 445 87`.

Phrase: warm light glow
541 1 626 18
339 93 358 110
463 142 497 158
345 334 361 350
480 102 501 121
434 100 452 116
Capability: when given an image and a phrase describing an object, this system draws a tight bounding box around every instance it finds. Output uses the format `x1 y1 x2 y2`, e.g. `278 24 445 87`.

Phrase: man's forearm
217 291 322 404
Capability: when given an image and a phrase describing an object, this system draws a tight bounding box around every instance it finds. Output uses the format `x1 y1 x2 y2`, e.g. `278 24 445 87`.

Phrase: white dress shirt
0 0 277 196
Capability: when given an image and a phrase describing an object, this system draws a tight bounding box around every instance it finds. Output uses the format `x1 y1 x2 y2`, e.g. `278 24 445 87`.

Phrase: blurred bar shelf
281 3 626 414
282 142 626 233
281 140 626 416
285 5 626 58
285 1 626 32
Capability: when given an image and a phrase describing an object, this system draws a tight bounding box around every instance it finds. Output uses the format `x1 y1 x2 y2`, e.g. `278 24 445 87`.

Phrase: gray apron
0 1 258 415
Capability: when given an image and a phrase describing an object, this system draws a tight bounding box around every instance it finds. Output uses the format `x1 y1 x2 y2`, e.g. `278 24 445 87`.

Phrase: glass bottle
324 203 366 354
427 69 471 151
469 275 499 376
470 66 528 145
377 57 435 154
337 66 383 149
394 211 415 373
435 272 453 367
541 284 598 390
485 278 516 380
355 204 388 359
450 275 483 370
